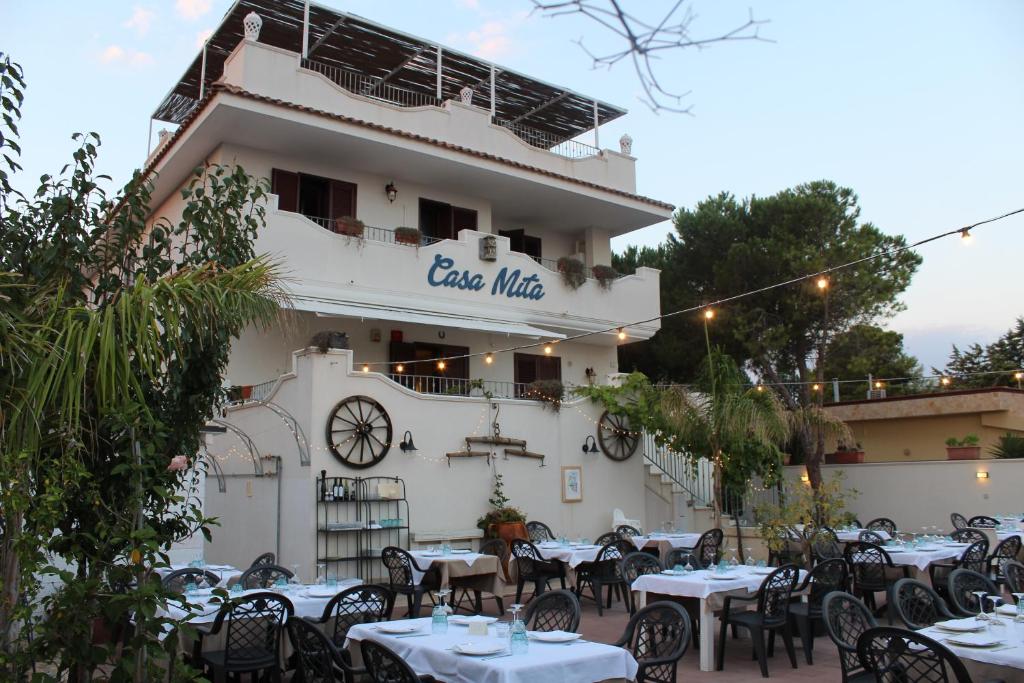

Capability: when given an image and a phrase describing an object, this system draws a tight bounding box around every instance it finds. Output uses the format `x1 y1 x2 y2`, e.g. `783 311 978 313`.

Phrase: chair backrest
856 626 973 683
693 528 724 569
811 532 843 562
756 564 798 625
478 538 510 582
664 548 696 570
323 584 394 646
161 568 221 592
865 517 897 535
619 601 691 682
250 551 276 567
844 541 894 591
889 578 952 629
380 547 416 588
620 552 663 584
238 563 294 590
804 558 848 612
957 539 990 574
1004 559 1024 594
221 592 293 667
990 535 1022 580
288 616 349 683
524 589 581 632
361 639 425 683
822 591 877 680
967 515 998 528
950 528 986 545
947 568 998 616
526 520 555 543
594 531 621 547
851 519 863 528
949 513 968 530
858 529 886 545
615 524 642 538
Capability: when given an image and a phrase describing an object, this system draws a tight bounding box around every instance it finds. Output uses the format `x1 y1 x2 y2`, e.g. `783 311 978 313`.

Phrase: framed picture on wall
561 466 583 503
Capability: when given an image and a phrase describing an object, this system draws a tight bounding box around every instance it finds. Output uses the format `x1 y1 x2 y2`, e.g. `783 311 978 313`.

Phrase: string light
617 327 626 341
1014 371 1023 380
873 380 884 389
703 309 715 320
940 377 951 387
395 364 404 373
484 353 494 365
361 364 369 373
543 344 553 355
816 276 829 290
437 360 446 371
755 384 764 392
960 228 972 244
811 384 820 392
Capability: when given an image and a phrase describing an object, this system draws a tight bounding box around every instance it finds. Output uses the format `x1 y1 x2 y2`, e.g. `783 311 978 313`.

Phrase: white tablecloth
346 617 638 683
630 533 702 550
161 581 361 624
997 530 1023 541
536 544 601 568
155 564 241 587
836 530 890 542
409 552 494 586
884 545 960 571
918 617 1024 675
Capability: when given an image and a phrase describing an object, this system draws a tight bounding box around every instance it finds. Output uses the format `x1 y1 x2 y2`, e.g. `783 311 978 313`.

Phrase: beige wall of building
824 388 1024 462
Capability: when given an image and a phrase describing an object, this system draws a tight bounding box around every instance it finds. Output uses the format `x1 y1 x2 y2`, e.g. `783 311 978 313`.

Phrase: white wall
783 460 1024 532
205 349 648 578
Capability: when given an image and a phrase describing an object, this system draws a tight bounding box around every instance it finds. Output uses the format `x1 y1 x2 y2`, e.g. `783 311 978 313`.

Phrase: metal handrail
494 119 601 159
300 58 442 109
387 374 533 400
301 215 443 247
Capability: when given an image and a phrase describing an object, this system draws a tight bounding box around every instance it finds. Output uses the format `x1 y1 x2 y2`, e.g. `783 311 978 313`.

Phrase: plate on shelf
527 630 581 643
449 615 498 626
452 641 506 656
376 623 422 635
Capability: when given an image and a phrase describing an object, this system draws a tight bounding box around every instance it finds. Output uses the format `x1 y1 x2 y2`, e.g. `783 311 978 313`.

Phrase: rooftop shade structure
152 0 627 146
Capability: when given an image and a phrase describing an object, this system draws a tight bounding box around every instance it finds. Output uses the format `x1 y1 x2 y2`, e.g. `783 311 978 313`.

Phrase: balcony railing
494 119 601 160
389 374 530 400
301 215 444 247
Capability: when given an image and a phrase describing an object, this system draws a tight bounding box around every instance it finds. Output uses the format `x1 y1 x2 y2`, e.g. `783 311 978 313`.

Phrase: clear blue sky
4 1 1022 371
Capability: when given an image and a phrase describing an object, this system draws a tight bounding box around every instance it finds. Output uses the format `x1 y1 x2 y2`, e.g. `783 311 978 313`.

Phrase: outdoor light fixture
800 472 810 483
396 364 404 373
976 471 989 479
704 309 715 320
484 353 494 364
816 276 829 290
362 364 370 373
544 344 553 354
617 327 626 341
960 228 972 244
437 360 446 371
874 381 884 389
385 181 397 203
582 435 599 454
399 430 417 453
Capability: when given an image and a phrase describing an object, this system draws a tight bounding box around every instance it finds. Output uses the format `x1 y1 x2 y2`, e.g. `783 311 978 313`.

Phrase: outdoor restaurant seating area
157 512 1024 682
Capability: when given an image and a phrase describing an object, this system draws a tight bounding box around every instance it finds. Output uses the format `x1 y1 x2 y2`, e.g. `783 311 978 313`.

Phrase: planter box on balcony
394 227 421 245
334 217 364 237
946 446 981 460
825 450 865 465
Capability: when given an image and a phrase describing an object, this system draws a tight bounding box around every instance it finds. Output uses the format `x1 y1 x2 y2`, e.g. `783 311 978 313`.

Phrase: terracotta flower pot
825 450 865 465
946 446 981 460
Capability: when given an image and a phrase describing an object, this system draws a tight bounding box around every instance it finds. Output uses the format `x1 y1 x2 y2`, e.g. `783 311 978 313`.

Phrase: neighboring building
144 2 676 572
824 388 1024 462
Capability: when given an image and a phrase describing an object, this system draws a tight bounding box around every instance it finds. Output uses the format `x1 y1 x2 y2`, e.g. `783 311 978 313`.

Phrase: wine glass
315 562 327 585
289 564 302 591
745 547 755 567
985 595 1003 621
972 591 989 622
1011 593 1024 622
727 546 739 569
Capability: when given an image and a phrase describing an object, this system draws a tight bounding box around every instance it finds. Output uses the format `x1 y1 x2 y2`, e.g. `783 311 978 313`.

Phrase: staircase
641 433 717 531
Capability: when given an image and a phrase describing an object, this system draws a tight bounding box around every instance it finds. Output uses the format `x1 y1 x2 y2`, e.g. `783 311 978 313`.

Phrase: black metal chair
594 530 622 546
950 527 987 545
790 557 847 665
809 527 843 563
858 530 886 545
888 578 956 629
865 518 897 536
613 601 691 683
716 564 800 678
238 563 294 589
360 639 437 683
574 539 631 616
843 541 907 621
950 513 969 530
620 551 663 615
967 515 999 528
767 527 805 567
510 538 566 604
856 626 975 683
308 584 394 649
288 615 364 683
523 588 581 632
692 528 724 569
664 548 696 569
250 551 276 567
988 534 1022 586
947 568 998 617
1004 559 1024 594
526 520 556 543
380 547 440 618
162 568 221 593
929 538 989 599
615 524 642 538
451 538 507 615
196 591 293 683
822 591 877 683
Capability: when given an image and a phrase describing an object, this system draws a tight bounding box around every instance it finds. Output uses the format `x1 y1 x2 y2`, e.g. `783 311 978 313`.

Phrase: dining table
917 612 1024 681
835 529 890 543
346 616 639 683
155 563 242 587
409 550 501 593
631 564 807 672
627 533 702 563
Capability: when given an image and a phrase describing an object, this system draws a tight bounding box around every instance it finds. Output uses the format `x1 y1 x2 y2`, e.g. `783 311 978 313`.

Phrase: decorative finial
619 133 633 155
243 12 263 41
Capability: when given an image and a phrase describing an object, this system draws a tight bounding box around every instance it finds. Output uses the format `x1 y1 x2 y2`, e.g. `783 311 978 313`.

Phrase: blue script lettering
426 254 545 301
427 254 486 291
492 267 545 301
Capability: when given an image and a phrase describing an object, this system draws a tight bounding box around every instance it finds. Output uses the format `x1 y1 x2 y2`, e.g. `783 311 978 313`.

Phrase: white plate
945 633 1005 648
661 570 684 576
449 615 498 625
996 604 1018 616
377 623 422 634
418 552 442 557
707 574 742 581
750 568 775 575
305 588 338 598
450 549 471 554
527 630 582 643
934 619 985 633
453 641 507 656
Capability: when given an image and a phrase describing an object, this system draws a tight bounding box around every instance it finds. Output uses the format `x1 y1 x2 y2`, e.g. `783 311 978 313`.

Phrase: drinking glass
683 555 695 573
985 595 1003 624
973 591 989 622
326 573 338 589
717 559 728 573
509 604 528 655
756 559 767 568
184 581 198 599
230 582 243 596
432 589 451 634
290 564 303 591
1012 593 1024 623
745 547 755 567
494 621 510 640
274 576 288 592
315 562 327 585
673 564 685 574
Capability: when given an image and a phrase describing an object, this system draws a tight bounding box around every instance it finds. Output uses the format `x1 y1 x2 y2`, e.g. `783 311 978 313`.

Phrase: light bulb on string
755 384 764 392
437 360 446 371
361 364 370 373
704 309 715 320
395 364 404 374
873 380 884 389
816 276 829 291
484 353 494 365
544 344 553 355
960 228 972 245
812 383 821 392
940 377 951 387
617 327 626 341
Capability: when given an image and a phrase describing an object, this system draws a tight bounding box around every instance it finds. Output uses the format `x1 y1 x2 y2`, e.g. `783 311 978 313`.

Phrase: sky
3 0 1022 371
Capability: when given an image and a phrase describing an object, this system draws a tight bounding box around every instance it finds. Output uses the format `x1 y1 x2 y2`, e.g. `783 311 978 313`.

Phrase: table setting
917 608 1024 680
410 545 500 590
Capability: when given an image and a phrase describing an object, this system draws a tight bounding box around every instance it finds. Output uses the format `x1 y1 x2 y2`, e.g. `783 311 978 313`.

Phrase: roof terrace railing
494 119 601 159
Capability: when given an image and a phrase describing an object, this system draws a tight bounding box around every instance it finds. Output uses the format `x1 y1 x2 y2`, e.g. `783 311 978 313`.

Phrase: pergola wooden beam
363 46 427 95
507 91 569 125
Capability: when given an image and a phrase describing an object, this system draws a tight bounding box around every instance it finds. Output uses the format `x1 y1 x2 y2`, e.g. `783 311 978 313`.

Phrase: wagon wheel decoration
596 410 639 461
325 395 393 469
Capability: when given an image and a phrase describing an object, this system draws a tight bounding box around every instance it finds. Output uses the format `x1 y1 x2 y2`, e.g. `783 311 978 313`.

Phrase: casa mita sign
427 254 545 301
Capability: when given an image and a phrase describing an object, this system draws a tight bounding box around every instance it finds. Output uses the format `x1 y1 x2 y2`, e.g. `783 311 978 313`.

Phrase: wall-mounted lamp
399 430 417 453
800 472 810 483
582 435 599 454
362 364 370 373
385 181 397 203
976 471 989 479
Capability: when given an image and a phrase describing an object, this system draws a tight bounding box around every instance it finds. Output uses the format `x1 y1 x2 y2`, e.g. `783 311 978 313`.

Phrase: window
389 341 470 394
419 198 478 240
271 168 357 227
514 352 561 386
499 229 542 260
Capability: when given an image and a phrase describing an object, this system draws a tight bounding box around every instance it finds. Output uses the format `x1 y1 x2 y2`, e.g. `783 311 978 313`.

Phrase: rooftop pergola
152 0 626 148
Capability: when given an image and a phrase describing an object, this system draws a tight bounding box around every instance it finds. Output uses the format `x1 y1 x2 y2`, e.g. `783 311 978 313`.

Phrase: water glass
326 573 338 589
717 559 729 573
274 576 288 592
745 547 756 567
509 609 528 655
184 581 198 597
494 622 510 640
756 559 767 568
230 582 243 596
673 564 685 573
431 601 449 634
1012 593 1024 622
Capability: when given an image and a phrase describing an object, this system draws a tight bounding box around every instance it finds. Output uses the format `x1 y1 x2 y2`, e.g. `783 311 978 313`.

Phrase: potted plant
591 264 618 290
227 384 253 401
825 442 865 465
334 215 364 237
525 379 564 412
945 434 981 460
476 474 527 544
990 432 1024 459
556 256 587 290
394 226 421 246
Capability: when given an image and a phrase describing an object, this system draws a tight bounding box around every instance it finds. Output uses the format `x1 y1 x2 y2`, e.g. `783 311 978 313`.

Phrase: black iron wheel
325 395 392 469
596 410 639 461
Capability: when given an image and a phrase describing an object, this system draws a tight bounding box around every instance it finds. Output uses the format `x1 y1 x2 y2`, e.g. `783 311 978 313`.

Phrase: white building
145 1 681 578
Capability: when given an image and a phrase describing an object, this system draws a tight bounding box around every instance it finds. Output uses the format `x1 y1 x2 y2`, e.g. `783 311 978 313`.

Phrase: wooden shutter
523 235 543 259
330 180 357 219
453 207 478 232
537 355 562 381
271 169 299 212
514 353 537 385
499 229 525 253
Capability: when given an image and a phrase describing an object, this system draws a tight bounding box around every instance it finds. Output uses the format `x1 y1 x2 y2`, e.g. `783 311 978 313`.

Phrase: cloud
98 44 154 68
123 6 155 37
464 19 515 60
175 0 211 21
196 28 214 48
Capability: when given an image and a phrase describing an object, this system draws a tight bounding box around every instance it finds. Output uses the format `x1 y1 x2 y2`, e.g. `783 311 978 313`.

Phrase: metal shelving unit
316 472 410 581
